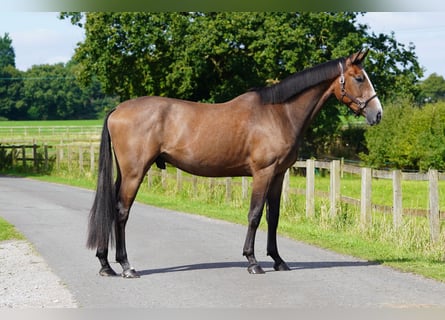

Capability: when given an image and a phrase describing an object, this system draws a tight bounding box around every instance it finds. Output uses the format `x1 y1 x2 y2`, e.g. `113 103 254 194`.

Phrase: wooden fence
147 159 443 243
292 160 443 243
1 142 443 242
0 144 50 170
0 142 99 173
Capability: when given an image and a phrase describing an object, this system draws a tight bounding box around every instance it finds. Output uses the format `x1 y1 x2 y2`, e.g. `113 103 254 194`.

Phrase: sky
0 12 445 79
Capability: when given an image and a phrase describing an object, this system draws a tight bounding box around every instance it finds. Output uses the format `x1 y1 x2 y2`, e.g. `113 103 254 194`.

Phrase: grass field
0 120 103 143
0 120 103 127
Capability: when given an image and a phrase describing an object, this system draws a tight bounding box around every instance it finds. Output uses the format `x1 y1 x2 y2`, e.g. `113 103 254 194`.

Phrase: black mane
252 58 345 105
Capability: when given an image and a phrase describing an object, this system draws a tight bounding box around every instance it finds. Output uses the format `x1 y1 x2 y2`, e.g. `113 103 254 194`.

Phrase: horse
87 49 382 278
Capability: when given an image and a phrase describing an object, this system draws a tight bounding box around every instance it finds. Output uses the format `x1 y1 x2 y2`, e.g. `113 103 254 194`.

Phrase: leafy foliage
362 101 445 171
23 63 117 120
417 73 445 104
64 12 423 158
0 33 15 68
69 12 423 102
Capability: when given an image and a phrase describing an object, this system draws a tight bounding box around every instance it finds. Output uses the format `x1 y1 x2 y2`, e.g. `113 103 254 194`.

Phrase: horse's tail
87 110 118 250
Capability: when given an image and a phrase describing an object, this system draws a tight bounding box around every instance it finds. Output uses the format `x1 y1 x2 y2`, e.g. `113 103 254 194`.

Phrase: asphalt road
2 176 445 308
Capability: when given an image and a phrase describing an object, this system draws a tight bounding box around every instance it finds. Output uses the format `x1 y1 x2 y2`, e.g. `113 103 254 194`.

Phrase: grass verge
0 217 24 242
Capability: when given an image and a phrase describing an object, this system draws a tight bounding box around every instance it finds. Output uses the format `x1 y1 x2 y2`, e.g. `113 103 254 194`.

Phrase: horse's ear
351 48 369 64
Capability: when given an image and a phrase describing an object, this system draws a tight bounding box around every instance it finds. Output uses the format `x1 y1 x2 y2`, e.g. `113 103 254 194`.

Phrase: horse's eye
355 75 364 83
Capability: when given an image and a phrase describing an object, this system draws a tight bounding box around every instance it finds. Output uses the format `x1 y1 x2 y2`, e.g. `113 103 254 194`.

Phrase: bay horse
87 49 382 278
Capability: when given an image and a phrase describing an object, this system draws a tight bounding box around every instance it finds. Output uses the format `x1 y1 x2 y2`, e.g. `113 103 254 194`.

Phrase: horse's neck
283 81 335 138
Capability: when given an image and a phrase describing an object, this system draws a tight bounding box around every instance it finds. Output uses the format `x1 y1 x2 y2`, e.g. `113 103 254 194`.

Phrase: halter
338 62 378 116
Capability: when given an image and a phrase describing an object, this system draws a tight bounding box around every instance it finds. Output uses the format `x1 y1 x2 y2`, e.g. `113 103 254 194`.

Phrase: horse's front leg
242 172 273 274
266 172 290 271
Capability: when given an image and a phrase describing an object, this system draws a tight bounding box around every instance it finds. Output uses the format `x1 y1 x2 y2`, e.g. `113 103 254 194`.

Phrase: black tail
87 110 117 250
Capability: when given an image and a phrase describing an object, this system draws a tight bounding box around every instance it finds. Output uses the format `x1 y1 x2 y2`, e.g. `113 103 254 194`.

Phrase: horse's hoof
247 264 265 274
122 268 140 279
99 266 118 277
274 262 291 271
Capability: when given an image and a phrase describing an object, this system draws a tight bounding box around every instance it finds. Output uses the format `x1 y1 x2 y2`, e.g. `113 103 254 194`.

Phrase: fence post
161 169 167 189
147 169 152 188
360 167 372 228
67 145 72 172
330 160 341 217
89 143 95 173
282 169 290 204
11 146 16 167
393 170 403 229
428 169 440 244
44 143 49 171
225 177 232 202
306 159 315 218
78 146 83 172
32 144 38 170
21 146 26 167
242 177 249 200
176 168 183 192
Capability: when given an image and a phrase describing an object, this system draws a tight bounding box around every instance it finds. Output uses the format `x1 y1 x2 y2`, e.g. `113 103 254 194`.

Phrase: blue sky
0 12 444 79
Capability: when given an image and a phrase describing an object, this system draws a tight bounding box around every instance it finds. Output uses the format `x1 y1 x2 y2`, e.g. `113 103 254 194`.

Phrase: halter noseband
338 62 378 116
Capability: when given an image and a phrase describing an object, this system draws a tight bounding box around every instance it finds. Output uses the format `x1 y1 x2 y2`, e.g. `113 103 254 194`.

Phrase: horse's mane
251 58 345 105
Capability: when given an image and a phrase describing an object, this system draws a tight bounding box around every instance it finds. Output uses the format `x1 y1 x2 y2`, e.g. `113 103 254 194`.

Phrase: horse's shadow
137 260 380 277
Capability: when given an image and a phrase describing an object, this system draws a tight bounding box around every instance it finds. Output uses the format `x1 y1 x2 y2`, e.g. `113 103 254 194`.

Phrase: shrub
362 101 445 171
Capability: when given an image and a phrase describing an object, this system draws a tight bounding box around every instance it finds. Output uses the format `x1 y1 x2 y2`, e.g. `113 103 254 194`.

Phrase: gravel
0 240 77 308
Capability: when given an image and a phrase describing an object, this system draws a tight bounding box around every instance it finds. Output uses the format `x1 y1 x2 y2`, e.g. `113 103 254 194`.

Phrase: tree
23 62 116 120
362 100 445 171
0 65 25 120
417 73 445 104
63 12 422 100
62 12 423 157
0 33 24 120
0 33 15 68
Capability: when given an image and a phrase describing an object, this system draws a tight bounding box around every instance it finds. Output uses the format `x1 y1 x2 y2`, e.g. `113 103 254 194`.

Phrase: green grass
0 217 24 241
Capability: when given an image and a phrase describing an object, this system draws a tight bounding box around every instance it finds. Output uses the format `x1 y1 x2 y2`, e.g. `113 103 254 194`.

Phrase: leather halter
338 62 378 116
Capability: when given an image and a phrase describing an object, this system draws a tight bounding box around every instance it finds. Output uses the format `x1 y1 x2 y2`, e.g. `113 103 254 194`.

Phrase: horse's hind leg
97 247 117 276
266 172 290 271
115 172 146 278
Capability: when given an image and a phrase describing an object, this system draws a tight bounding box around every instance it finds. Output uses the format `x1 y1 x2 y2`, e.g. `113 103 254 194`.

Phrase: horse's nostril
376 111 382 123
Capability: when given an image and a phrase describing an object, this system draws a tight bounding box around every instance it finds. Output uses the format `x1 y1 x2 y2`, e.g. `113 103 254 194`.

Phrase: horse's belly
164 153 251 178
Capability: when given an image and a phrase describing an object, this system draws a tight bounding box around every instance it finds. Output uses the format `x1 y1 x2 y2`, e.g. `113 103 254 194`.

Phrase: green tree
0 33 25 120
62 12 423 157
0 33 15 68
0 65 25 120
64 12 422 101
417 73 445 104
23 62 115 120
362 101 445 171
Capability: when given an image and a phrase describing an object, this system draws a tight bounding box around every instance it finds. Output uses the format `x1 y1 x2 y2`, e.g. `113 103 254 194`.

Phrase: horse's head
334 49 383 125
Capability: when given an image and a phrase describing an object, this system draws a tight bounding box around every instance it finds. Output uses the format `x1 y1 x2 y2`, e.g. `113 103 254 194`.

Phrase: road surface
2 176 445 308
